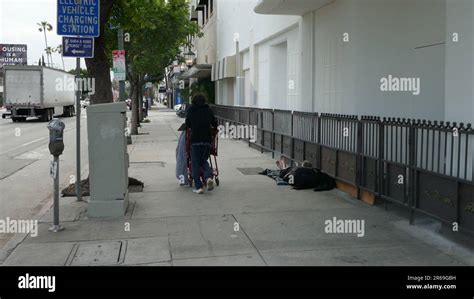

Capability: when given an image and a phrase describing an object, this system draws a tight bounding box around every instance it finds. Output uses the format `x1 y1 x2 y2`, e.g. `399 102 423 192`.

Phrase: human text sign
57 0 100 37
62 37 94 58
0 44 27 69
112 50 126 81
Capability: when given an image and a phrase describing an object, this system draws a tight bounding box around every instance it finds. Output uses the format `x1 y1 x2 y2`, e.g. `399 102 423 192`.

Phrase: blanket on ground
258 169 289 186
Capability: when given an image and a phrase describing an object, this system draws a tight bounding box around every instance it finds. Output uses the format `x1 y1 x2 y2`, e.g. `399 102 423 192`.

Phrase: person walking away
185 93 218 194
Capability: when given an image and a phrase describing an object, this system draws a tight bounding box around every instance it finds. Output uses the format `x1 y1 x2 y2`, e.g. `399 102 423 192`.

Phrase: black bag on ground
313 171 336 192
281 167 336 191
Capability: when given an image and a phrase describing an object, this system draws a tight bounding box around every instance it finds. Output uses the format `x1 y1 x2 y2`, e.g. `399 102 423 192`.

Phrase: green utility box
86 102 129 217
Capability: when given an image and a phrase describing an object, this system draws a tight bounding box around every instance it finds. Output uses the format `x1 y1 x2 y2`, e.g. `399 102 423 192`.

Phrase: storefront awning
254 0 332 16
181 64 212 79
211 55 236 81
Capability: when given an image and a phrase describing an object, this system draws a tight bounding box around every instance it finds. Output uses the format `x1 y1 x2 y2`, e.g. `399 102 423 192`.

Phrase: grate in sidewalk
237 167 265 175
67 241 126 266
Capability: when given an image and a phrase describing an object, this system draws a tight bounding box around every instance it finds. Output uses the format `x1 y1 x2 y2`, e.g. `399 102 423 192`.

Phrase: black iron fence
210 104 474 233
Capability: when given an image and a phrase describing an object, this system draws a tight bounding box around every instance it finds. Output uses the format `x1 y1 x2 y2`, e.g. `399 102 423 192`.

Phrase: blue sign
175 89 182 105
62 37 94 58
57 0 100 37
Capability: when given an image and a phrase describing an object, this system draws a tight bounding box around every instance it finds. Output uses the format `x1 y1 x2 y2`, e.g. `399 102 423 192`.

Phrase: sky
1 0 86 71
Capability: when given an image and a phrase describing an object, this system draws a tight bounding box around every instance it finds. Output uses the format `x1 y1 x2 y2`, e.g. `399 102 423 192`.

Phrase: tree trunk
138 78 144 122
85 0 114 104
131 75 139 135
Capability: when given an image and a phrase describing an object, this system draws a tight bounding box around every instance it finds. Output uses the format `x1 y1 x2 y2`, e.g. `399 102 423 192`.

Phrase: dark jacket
185 103 218 144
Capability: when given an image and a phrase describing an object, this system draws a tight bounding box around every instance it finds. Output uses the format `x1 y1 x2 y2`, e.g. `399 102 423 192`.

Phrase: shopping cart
185 127 220 188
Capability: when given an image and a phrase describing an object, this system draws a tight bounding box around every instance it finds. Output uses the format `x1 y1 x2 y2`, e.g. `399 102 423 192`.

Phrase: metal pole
118 27 132 144
118 28 125 102
49 155 64 232
76 57 82 201
235 39 242 106
53 155 60 225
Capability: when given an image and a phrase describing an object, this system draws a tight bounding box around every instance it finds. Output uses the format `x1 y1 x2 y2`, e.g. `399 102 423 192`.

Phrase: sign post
57 0 100 202
117 29 126 102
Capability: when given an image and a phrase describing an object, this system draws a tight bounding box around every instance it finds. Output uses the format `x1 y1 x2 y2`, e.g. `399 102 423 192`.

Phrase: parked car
174 104 182 112
176 103 189 118
81 98 90 109
126 98 132 110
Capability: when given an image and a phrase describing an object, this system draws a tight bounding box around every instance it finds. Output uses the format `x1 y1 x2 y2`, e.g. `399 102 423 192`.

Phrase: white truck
4 65 75 122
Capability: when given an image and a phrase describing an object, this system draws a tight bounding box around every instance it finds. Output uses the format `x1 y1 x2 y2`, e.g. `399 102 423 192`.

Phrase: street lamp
183 50 195 67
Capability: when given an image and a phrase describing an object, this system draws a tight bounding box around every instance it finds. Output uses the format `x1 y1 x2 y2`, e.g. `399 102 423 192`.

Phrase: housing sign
0 44 27 69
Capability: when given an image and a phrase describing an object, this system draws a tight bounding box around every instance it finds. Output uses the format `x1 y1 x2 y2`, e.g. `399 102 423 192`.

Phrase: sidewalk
2 105 473 266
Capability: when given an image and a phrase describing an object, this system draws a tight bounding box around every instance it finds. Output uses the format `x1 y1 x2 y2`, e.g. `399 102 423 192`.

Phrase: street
0 109 89 249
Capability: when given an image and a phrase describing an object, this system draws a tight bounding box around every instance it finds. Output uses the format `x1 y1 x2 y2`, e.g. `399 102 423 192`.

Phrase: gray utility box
87 102 129 217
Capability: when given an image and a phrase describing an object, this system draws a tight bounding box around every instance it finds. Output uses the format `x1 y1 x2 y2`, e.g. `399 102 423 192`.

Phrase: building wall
445 0 474 124
444 0 474 180
214 0 472 124
255 25 300 110
195 0 217 65
215 0 299 107
310 0 446 119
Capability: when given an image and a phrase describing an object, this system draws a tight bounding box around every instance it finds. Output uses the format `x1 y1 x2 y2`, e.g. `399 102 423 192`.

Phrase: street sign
62 37 94 58
112 50 126 81
0 44 27 69
57 0 100 37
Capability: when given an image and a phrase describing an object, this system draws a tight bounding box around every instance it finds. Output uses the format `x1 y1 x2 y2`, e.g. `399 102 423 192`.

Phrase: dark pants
191 143 211 189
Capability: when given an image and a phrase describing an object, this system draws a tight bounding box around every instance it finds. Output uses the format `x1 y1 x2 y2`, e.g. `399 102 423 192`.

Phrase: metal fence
210 104 474 233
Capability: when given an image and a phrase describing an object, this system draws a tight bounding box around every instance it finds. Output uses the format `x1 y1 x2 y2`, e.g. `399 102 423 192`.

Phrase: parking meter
47 118 65 233
47 118 65 156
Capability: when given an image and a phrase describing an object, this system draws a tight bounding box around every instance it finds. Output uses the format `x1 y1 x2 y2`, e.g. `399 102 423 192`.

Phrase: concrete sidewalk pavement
2 105 473 266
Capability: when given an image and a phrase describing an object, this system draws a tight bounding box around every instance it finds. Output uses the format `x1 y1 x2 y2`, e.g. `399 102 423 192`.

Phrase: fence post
272 110 275 159
248 109 251 147
260 111 264 153
408 120 416 225
378 119 385 203
356 117 362 199
291 111 294 165
317 115 322 169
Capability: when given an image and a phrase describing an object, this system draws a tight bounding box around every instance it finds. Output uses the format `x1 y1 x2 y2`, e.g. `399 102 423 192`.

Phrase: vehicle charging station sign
57 0 100 37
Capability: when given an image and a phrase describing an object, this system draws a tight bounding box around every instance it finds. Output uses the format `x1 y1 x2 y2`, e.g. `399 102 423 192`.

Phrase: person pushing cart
185 93 219 194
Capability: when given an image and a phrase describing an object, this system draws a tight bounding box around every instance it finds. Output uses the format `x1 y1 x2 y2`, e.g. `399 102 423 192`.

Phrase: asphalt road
0 109 89 248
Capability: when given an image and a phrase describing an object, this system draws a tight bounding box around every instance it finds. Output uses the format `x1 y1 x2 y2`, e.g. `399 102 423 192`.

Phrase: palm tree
53 45 65 70
45 46 55 68
37 21 53 67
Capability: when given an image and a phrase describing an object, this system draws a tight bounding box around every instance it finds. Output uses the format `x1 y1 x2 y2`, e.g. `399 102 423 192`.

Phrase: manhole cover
68 241 125 266
237 167 264 175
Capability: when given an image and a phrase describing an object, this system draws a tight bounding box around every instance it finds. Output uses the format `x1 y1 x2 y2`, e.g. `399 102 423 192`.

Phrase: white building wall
311 0 446 119
215 0 299 108
445 0 474 124
214 0 472 123
444 0 474 180
195 9 217 65
255 26 299 110
313 0 355 115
